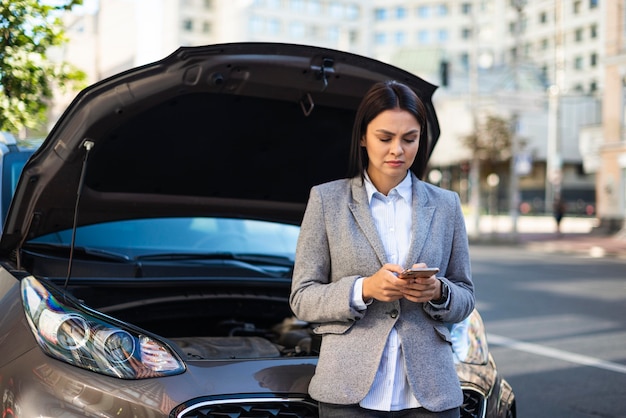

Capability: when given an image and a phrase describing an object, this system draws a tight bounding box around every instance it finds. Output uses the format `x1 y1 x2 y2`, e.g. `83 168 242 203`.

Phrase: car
0 132 38 231
0 43 515 418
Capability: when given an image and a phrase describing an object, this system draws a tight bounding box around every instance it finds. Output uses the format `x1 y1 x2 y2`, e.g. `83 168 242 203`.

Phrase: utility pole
468 0 481 239
546 0 564 214
509 0 526 239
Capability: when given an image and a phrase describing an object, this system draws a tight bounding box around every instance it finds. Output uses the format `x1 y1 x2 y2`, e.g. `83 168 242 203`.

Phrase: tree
0 0 86 136
463 114 514 234
463 114 513 167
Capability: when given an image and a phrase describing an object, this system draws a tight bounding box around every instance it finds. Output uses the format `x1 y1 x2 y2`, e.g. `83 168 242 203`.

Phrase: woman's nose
391 138 403 155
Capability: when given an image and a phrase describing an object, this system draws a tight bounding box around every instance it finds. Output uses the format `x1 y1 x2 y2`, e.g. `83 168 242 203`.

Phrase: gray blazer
290 173 475 412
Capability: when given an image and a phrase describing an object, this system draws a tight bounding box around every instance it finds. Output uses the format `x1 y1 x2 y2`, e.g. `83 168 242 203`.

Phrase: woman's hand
400 262 441 303
362 263 442 303
361 264 406 302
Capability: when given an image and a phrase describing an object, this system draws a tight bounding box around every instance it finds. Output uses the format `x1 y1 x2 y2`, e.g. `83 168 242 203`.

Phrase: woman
290 80 475 417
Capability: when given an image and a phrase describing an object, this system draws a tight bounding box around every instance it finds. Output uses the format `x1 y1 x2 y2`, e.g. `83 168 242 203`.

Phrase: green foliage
463 115 513 162
0 0 86 134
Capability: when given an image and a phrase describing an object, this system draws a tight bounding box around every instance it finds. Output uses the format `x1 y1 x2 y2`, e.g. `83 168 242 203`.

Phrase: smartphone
399 267 440 279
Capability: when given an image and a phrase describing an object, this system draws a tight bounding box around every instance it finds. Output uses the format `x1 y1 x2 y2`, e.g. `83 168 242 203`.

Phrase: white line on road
489 334 626 374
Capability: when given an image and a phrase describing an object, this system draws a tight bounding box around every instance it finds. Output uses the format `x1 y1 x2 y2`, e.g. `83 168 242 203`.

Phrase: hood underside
1 43 439 253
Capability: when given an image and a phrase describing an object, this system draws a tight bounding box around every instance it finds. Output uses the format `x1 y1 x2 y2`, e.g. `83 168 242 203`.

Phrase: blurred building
597 0 626 233
56 0 622 229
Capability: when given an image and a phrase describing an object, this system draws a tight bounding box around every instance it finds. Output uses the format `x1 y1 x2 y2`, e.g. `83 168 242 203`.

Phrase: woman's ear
360 135 366 147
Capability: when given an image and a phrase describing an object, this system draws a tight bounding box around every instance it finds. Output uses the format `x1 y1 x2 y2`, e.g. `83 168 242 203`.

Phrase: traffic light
440 60 449 87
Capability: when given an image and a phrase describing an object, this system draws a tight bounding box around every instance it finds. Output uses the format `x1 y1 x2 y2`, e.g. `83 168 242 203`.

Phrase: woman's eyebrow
374 128 420 135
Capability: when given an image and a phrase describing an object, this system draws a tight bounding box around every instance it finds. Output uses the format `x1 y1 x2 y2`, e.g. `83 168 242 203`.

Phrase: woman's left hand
399 264 442 303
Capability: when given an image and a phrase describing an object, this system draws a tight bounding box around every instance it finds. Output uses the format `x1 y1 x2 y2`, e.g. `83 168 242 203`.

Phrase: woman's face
360 108 421 192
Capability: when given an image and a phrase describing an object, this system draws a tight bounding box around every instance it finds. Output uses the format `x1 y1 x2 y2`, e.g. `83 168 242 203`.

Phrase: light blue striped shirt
352 171 420 411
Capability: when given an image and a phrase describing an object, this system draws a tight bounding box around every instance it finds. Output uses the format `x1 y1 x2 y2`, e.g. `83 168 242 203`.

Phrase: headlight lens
450 309 489 365
21 275 185 379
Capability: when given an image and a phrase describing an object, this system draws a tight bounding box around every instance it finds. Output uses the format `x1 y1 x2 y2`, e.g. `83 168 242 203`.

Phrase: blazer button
389 309 398 318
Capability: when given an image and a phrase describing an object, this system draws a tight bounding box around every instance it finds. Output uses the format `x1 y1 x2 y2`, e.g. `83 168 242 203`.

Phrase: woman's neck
366 170 407 196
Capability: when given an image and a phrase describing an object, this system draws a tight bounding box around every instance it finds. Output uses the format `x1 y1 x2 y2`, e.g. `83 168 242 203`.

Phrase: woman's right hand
362 264 408 302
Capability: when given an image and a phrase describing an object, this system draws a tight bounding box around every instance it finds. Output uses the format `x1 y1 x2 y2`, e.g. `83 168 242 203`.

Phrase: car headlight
21 275 185 379
450 309 489 365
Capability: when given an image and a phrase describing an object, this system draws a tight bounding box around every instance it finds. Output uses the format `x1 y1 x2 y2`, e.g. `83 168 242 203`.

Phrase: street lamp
509 0 527 239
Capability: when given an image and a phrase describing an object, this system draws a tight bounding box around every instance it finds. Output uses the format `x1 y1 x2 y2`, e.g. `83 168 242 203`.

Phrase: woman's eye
379 137 392 142
404 137 417 143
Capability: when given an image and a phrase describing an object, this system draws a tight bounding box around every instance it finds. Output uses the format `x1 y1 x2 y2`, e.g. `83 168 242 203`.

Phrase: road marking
489 334 626 374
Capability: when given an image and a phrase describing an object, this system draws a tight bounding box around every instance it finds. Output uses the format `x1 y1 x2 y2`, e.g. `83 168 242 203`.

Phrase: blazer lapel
407 174 435 266
348 177 388 265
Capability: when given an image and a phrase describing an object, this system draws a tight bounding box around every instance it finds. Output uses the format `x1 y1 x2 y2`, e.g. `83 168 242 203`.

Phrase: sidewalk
465 215 626 259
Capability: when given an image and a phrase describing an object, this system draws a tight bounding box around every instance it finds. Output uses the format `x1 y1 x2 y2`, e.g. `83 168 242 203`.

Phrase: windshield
29 217 300 260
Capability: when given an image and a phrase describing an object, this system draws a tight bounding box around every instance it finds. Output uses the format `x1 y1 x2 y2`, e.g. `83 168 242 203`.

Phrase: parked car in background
0 132 38 231
0 43 515 418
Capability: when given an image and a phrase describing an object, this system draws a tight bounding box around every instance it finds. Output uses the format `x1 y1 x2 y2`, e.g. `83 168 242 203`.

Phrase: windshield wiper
24 242 132 262
136 252 293 267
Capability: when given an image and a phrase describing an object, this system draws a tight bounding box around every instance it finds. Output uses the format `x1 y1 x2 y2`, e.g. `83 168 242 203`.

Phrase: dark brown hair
347 80 429 179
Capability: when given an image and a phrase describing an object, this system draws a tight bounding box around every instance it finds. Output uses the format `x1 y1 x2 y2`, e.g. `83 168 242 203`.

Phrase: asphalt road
469 244 626 418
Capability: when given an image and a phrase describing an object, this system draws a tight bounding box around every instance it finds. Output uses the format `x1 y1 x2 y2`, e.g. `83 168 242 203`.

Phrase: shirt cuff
351 277 370 311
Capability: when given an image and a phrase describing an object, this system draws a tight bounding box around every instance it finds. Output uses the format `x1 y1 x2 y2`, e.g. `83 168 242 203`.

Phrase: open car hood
0 43 439 253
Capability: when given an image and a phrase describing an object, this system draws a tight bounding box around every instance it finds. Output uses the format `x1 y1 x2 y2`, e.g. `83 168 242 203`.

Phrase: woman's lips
386 160 404 167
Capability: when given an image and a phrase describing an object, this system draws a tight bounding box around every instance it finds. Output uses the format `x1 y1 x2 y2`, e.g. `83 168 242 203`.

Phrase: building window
437 4 448 16
461 27 472 39
290 0 304 12
437 29 449 42
508 21 515 35
460 52 470 70
202 21 211 33
590 23 597 38
307 0 321 14
590 52 597 67
182 19 193 31
461 2 472 14
374 8 387 20
349 29 358 44
249 15 264 33
330 2 343 18
575 28 584 42
346 4 359 20
417 5 430 18
573 1 581 14
289 21 305 38
268 18 280 35
417 30 430 43
374 32 387 45
540 38 549 50
203 0 213 9
395 31 406 45
327 26 339 42
590 80 597 92
574 56 583 70
396 6 407 19
589 0 598 8
539 11 547 24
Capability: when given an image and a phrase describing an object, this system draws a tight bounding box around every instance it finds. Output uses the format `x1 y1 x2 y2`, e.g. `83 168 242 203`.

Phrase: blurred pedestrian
553 196 566 235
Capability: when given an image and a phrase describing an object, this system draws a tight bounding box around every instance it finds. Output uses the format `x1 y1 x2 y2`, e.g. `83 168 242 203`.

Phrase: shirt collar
363 171 413 204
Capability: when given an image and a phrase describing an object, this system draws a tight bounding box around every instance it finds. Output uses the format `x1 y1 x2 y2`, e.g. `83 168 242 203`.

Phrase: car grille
175 390 485 418
174 396 318 418
461 388 487 418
